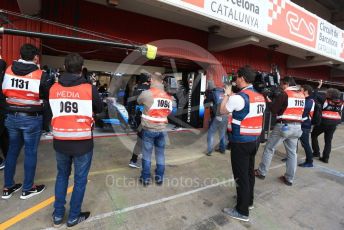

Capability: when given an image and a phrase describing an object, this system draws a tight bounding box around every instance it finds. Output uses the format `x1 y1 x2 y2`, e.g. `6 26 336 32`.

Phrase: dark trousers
231 140 260 216
300 128 313 163
131 130 143 162
0 114 9 159
311 124 337 160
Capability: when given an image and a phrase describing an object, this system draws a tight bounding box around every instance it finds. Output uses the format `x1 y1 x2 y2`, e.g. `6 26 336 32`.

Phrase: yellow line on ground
0 186 74 230
0 155 205 229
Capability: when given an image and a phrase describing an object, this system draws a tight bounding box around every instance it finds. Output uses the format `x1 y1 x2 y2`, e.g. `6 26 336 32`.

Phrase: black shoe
20 184 46 200
2 183 22 199
0 158 4 170
139 178 150 187
67 212 90 228
215 148 225 154
254 169 265 180
298 162 314 168
313 153 320 158
279 176 292 186
319 157 329 163
52 213 64 228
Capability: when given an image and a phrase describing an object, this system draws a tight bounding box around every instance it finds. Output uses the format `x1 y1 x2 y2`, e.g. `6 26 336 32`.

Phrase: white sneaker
129 161 141 169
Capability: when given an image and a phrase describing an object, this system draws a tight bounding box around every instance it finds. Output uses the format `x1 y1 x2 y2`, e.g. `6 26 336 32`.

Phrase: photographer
220 65 265 222
50 53 103 227
128 74 150 168
255 76 304 186
138 72 172 186
298 85 315 168
205 83 228 155
311 81 343 163
2 44 53 199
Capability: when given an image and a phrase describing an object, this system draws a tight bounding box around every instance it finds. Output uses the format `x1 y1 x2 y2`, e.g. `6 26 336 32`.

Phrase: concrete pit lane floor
0 126 344 230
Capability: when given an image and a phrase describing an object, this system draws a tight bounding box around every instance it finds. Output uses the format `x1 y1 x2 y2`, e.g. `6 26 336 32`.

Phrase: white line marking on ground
314 164 344 177
42 179 234 230
41 151 344 229
43 160 291 230
332 144 344 151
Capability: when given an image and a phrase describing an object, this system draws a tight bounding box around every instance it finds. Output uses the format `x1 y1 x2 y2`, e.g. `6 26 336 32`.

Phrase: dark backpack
311 100 322 126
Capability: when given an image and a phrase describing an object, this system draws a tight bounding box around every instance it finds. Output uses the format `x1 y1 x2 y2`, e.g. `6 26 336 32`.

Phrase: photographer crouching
255 76 305 186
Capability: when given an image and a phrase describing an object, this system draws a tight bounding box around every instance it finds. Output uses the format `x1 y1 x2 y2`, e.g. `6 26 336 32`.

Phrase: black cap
237 65 256 83
139 73 151 83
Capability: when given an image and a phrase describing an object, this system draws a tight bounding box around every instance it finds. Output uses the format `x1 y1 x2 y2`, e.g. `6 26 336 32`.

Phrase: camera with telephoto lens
253 71 282 99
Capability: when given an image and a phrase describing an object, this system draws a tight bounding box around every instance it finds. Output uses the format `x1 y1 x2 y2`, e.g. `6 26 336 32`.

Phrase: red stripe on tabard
5 68 42 80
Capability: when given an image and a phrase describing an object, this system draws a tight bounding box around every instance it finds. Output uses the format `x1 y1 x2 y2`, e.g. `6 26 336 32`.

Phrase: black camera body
253 72 282 98
163 75 178 95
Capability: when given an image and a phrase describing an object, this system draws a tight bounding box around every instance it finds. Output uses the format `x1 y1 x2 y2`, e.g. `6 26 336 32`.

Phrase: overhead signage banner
158 0 344 63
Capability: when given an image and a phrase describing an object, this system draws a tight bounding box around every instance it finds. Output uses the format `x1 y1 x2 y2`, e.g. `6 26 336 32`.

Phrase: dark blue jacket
205 87 225 118
301 96 314 129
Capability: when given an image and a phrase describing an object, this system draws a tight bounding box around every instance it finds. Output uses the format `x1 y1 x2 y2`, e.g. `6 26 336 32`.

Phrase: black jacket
1 60 54 113
52 73 103 156
267 88 288 116
0 59 7 115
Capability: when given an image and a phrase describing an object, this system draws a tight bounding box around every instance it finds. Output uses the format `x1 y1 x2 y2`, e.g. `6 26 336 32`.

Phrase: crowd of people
0 44 343 227
204 66 343 221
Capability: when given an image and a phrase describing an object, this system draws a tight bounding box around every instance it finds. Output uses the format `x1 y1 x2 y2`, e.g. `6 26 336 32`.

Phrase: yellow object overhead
145 44 157 60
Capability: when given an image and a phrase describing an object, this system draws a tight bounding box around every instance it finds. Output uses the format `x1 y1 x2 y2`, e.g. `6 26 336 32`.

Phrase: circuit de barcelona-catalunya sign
158 0 344 63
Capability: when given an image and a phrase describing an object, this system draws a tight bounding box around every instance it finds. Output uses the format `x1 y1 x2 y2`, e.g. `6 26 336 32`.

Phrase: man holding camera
255 76 304 186
220 66 266 222
138 72 172 186
205 83 228 155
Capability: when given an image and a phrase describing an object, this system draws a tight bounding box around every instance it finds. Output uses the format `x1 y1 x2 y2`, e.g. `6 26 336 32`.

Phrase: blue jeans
300 128 313 163
207 117 227 152
258 123 302 183
4 114 42 191
141 129 166 182
54 151 93 221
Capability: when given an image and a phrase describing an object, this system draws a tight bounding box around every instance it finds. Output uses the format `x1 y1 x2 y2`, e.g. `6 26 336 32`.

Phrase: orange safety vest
277 88 305 122
2 66 42 106
49 83 93 140
231 89 266 136
322 100 342 120
141 87 172 123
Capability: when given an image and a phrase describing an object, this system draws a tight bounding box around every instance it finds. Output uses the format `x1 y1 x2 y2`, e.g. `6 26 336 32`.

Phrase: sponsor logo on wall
172 0 344 62
182 0 205 8
267 0 318 48
317 19 341 57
